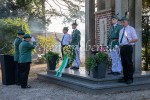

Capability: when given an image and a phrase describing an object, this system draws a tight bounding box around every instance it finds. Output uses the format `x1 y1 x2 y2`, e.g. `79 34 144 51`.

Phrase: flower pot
47 57 58 70
0 54 15 85
90 62 107 79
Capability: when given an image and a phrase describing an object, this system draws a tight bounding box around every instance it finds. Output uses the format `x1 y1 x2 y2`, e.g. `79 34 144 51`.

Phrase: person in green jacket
70 20 81 69
107 15 122 75
19 34 36 89
14 30 25 85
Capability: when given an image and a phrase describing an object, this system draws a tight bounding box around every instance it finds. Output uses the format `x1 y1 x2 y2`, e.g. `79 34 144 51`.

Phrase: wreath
63 45 76 68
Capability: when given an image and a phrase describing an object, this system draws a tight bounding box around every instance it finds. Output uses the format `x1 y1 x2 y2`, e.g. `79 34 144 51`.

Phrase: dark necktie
120 27 125 44
61 35 65 46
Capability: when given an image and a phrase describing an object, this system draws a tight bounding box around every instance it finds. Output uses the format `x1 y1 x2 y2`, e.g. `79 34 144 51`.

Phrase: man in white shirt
118 17 138 84
55 27 71 57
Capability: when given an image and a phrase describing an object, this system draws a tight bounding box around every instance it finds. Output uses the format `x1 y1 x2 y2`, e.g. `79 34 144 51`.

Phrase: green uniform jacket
19 40 36 63
14 37 22 62
107 24 122 49
70 29 81 46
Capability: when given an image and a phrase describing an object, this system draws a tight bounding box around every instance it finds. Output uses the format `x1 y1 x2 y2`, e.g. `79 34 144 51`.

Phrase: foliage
85 55 97 71
0 18 30 55
142 0 150 14
0 0 85 31
85 52 110 71
37 35 56 52
42 51 60 64
142 16 150 71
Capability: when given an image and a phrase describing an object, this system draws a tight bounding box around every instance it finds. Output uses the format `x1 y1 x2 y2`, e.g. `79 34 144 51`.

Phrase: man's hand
128 39 138 44
54 32 61 42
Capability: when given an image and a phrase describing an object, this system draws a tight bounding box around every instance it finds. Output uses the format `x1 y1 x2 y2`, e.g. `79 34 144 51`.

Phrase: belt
111 38 118 40
120 45 133 48
62 45 68 47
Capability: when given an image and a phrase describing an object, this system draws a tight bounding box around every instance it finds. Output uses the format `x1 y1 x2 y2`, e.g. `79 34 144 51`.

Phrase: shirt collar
113 23 118 27
124 25 129 28
64 33 68 35
73 29 77 31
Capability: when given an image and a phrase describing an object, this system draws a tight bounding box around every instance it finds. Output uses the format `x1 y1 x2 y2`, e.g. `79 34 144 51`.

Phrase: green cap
17 30 25 35
63 27 69 30
121 16 129 21
112 15 119 20
23 34 31 38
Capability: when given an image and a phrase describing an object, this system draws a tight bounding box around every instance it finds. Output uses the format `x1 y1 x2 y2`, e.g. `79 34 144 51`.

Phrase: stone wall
95 9 114 45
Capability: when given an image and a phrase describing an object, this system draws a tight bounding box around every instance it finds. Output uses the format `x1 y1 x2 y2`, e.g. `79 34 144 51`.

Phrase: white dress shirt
62 33 71 45
119 25 138 45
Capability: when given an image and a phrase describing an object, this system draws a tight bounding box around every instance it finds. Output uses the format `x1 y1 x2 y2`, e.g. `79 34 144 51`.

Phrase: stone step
37 72 150 94
47 70 150 84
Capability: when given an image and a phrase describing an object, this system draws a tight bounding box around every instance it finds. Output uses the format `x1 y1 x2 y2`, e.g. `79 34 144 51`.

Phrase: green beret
63 27 69 30
121 16 129 21
23 34 31 38
112 15 119 20
17 30 25 35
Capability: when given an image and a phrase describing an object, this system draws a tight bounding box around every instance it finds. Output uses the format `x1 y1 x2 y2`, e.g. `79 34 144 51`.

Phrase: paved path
1 78 150 100
0 65 150 100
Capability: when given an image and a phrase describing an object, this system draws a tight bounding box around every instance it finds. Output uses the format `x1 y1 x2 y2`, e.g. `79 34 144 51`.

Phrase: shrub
0 18 30 55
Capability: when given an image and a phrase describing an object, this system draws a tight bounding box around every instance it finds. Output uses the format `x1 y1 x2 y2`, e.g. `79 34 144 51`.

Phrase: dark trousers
14 61 21 84
120 45 134 81
20 62 31 88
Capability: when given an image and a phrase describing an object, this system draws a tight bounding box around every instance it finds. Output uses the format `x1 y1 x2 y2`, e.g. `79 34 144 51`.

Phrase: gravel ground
1 65 150 100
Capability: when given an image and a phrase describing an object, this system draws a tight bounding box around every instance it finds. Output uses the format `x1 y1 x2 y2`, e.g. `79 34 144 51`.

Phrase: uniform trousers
14 61 21 84
20 62 31 88
110 49 122 73
73 45 80 68
120 45 134 81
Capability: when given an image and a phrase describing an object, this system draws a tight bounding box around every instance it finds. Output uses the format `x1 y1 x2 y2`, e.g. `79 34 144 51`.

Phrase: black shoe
74 67 79 70
126 80 133 85
70 66 75 69
114 72 121 76
108 72 114 75
16 83 21 86
118 78 127 83
21 85 31 89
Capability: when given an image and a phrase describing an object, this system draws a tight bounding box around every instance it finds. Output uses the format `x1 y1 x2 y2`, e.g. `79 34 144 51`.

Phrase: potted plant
85 52 111 79
43 51 60 70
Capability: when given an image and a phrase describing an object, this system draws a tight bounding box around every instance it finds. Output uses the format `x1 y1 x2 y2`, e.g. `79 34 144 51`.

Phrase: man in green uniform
107 15 122 75
14 30 25 85
19 34 36 89
70 21 81 69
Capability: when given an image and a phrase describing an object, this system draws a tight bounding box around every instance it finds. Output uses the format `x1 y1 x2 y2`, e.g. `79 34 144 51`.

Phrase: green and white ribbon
55 55 69 77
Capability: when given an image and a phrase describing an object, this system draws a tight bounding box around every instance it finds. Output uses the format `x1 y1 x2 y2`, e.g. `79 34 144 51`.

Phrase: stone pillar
115 0 122 18
121 0 129 16
129 0 135 27
85 0 95 58
97 0 105 11
105 0 111 9
105 0 115 10
134 0 142 72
